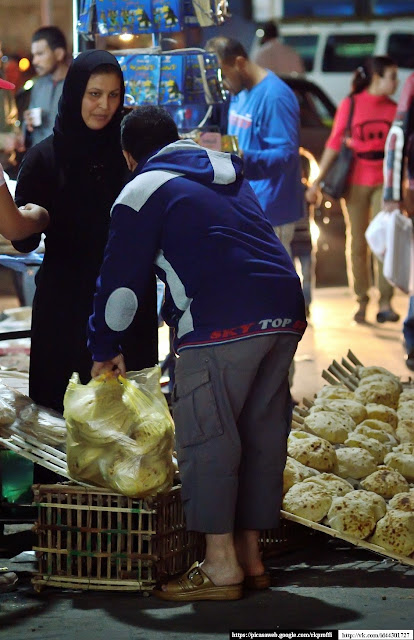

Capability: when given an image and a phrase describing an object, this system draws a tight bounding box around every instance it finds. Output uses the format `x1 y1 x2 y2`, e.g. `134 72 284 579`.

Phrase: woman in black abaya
13 50 158 417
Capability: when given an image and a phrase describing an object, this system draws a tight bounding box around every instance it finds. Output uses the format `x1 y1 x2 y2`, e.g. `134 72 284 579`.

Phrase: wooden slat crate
31 483 310 593
260 518 314 557
32 483 205 593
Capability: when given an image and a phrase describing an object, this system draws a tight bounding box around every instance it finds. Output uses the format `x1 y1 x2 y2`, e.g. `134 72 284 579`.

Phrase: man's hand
91 354 126 379
305 183 322 206
23 110 34 133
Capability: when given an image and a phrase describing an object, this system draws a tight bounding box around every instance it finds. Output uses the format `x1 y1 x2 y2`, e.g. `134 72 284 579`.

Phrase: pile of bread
282 365 414 558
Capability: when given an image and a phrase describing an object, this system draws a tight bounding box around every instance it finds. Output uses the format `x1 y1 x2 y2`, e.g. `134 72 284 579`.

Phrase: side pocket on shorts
172 368 223 448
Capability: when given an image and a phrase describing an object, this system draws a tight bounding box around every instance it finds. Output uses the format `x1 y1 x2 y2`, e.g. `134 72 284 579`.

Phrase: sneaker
376 309 400 323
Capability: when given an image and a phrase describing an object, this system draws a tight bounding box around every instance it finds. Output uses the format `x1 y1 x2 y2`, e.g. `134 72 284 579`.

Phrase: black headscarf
53 49 125 166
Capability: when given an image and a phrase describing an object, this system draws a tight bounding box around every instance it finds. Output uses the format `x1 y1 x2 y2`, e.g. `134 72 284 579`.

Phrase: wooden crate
32 484 310 593
32 483 205 593
261 518 314 558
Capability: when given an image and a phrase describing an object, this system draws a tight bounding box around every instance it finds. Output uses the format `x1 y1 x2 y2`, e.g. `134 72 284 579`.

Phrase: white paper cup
30 107 42 127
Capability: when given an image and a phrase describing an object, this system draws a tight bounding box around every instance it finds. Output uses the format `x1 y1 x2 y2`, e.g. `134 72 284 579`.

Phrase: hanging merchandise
97 0 156 35
116 50 226 106
153 0 183 32
78 0 229 34
119 52 161 106
78 0 95 34
159 53 185 105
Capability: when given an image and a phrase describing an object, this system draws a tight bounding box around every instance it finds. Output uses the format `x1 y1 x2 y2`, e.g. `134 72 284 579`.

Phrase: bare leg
234 529 265 577
200 533 244 586
161 532 244 591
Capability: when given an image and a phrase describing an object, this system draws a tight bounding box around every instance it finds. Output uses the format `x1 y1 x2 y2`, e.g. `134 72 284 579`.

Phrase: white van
275 19 414 104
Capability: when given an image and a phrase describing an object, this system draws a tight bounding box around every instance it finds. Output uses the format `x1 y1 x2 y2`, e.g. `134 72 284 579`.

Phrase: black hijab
53 49 125 166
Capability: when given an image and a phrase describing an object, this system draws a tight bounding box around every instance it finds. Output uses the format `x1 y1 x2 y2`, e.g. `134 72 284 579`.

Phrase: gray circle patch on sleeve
104 287 138 332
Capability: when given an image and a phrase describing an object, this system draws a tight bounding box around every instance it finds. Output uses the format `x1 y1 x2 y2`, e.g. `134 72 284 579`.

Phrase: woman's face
376 65 399 96
81 72 122 130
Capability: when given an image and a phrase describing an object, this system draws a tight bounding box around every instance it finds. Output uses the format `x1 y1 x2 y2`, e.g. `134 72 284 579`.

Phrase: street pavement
290 285 412 403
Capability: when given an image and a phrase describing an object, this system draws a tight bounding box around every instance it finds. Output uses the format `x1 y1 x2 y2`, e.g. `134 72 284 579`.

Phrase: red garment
327 90 397 187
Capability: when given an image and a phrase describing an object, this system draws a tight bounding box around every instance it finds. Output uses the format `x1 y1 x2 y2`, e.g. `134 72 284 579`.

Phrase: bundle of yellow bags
64 366 175 498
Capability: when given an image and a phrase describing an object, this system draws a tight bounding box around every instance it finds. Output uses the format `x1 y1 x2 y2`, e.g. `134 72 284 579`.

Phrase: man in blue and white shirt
88 106 306 602
206 36 303 256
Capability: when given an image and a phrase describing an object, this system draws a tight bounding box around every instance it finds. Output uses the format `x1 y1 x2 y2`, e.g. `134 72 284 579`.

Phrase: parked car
252 18 414 105
282 75 348 288
281 74 336 159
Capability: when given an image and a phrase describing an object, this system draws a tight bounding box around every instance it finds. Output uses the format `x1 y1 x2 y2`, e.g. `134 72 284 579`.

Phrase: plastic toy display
118 50 226 106
78 0 228 35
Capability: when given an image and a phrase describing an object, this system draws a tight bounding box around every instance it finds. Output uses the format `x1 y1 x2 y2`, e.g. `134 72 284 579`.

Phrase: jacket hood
139 139 243 186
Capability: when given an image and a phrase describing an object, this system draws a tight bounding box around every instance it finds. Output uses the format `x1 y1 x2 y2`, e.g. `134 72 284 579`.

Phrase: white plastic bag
383 210 414 294
365 210 390 260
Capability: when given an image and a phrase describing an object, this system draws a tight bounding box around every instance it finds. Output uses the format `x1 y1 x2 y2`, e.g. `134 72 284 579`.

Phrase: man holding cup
23 26 69 148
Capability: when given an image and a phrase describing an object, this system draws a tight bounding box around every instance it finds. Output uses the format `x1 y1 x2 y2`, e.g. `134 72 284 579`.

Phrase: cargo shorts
172 333 299 533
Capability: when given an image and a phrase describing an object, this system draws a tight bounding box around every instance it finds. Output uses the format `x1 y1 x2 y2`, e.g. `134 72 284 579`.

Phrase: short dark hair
32 26 67 51
121 106 179 163
205 37 248 64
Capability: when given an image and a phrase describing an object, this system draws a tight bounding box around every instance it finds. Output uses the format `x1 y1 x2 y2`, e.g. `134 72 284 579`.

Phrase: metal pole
72 0 79 56
40 0 52 24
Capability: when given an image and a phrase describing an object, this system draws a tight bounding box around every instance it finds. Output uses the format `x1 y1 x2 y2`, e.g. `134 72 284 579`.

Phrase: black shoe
405 351 414 371
353 303 367 323
376 309 400 323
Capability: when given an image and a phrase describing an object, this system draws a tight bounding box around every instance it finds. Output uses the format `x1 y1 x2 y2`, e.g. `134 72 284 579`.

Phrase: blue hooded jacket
88 139 306 361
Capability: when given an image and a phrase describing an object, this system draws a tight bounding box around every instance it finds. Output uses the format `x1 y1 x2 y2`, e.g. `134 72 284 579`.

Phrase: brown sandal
243 573 271 590
152 562 243 602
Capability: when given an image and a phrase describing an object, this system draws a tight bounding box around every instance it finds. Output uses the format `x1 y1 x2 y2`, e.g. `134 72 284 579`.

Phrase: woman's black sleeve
12 144 52 253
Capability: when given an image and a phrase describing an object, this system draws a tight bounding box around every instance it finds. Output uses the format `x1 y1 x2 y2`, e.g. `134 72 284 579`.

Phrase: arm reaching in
0 164 49 240
305 147 339 204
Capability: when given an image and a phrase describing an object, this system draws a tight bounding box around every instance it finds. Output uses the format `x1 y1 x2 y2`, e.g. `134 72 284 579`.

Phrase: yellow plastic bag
64 366 175 497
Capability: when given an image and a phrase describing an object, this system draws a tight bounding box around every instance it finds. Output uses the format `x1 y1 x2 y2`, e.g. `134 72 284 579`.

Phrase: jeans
403 295 414 353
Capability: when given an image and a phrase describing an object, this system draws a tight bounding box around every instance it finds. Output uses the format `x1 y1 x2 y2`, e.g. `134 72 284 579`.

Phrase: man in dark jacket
88 106 307 601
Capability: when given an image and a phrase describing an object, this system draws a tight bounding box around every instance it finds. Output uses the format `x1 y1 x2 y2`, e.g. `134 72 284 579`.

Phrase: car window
372 0 414 15
322 34 376 72
387 33 414 69
281 35 318 72
291 86 335 128
282 0 355 19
